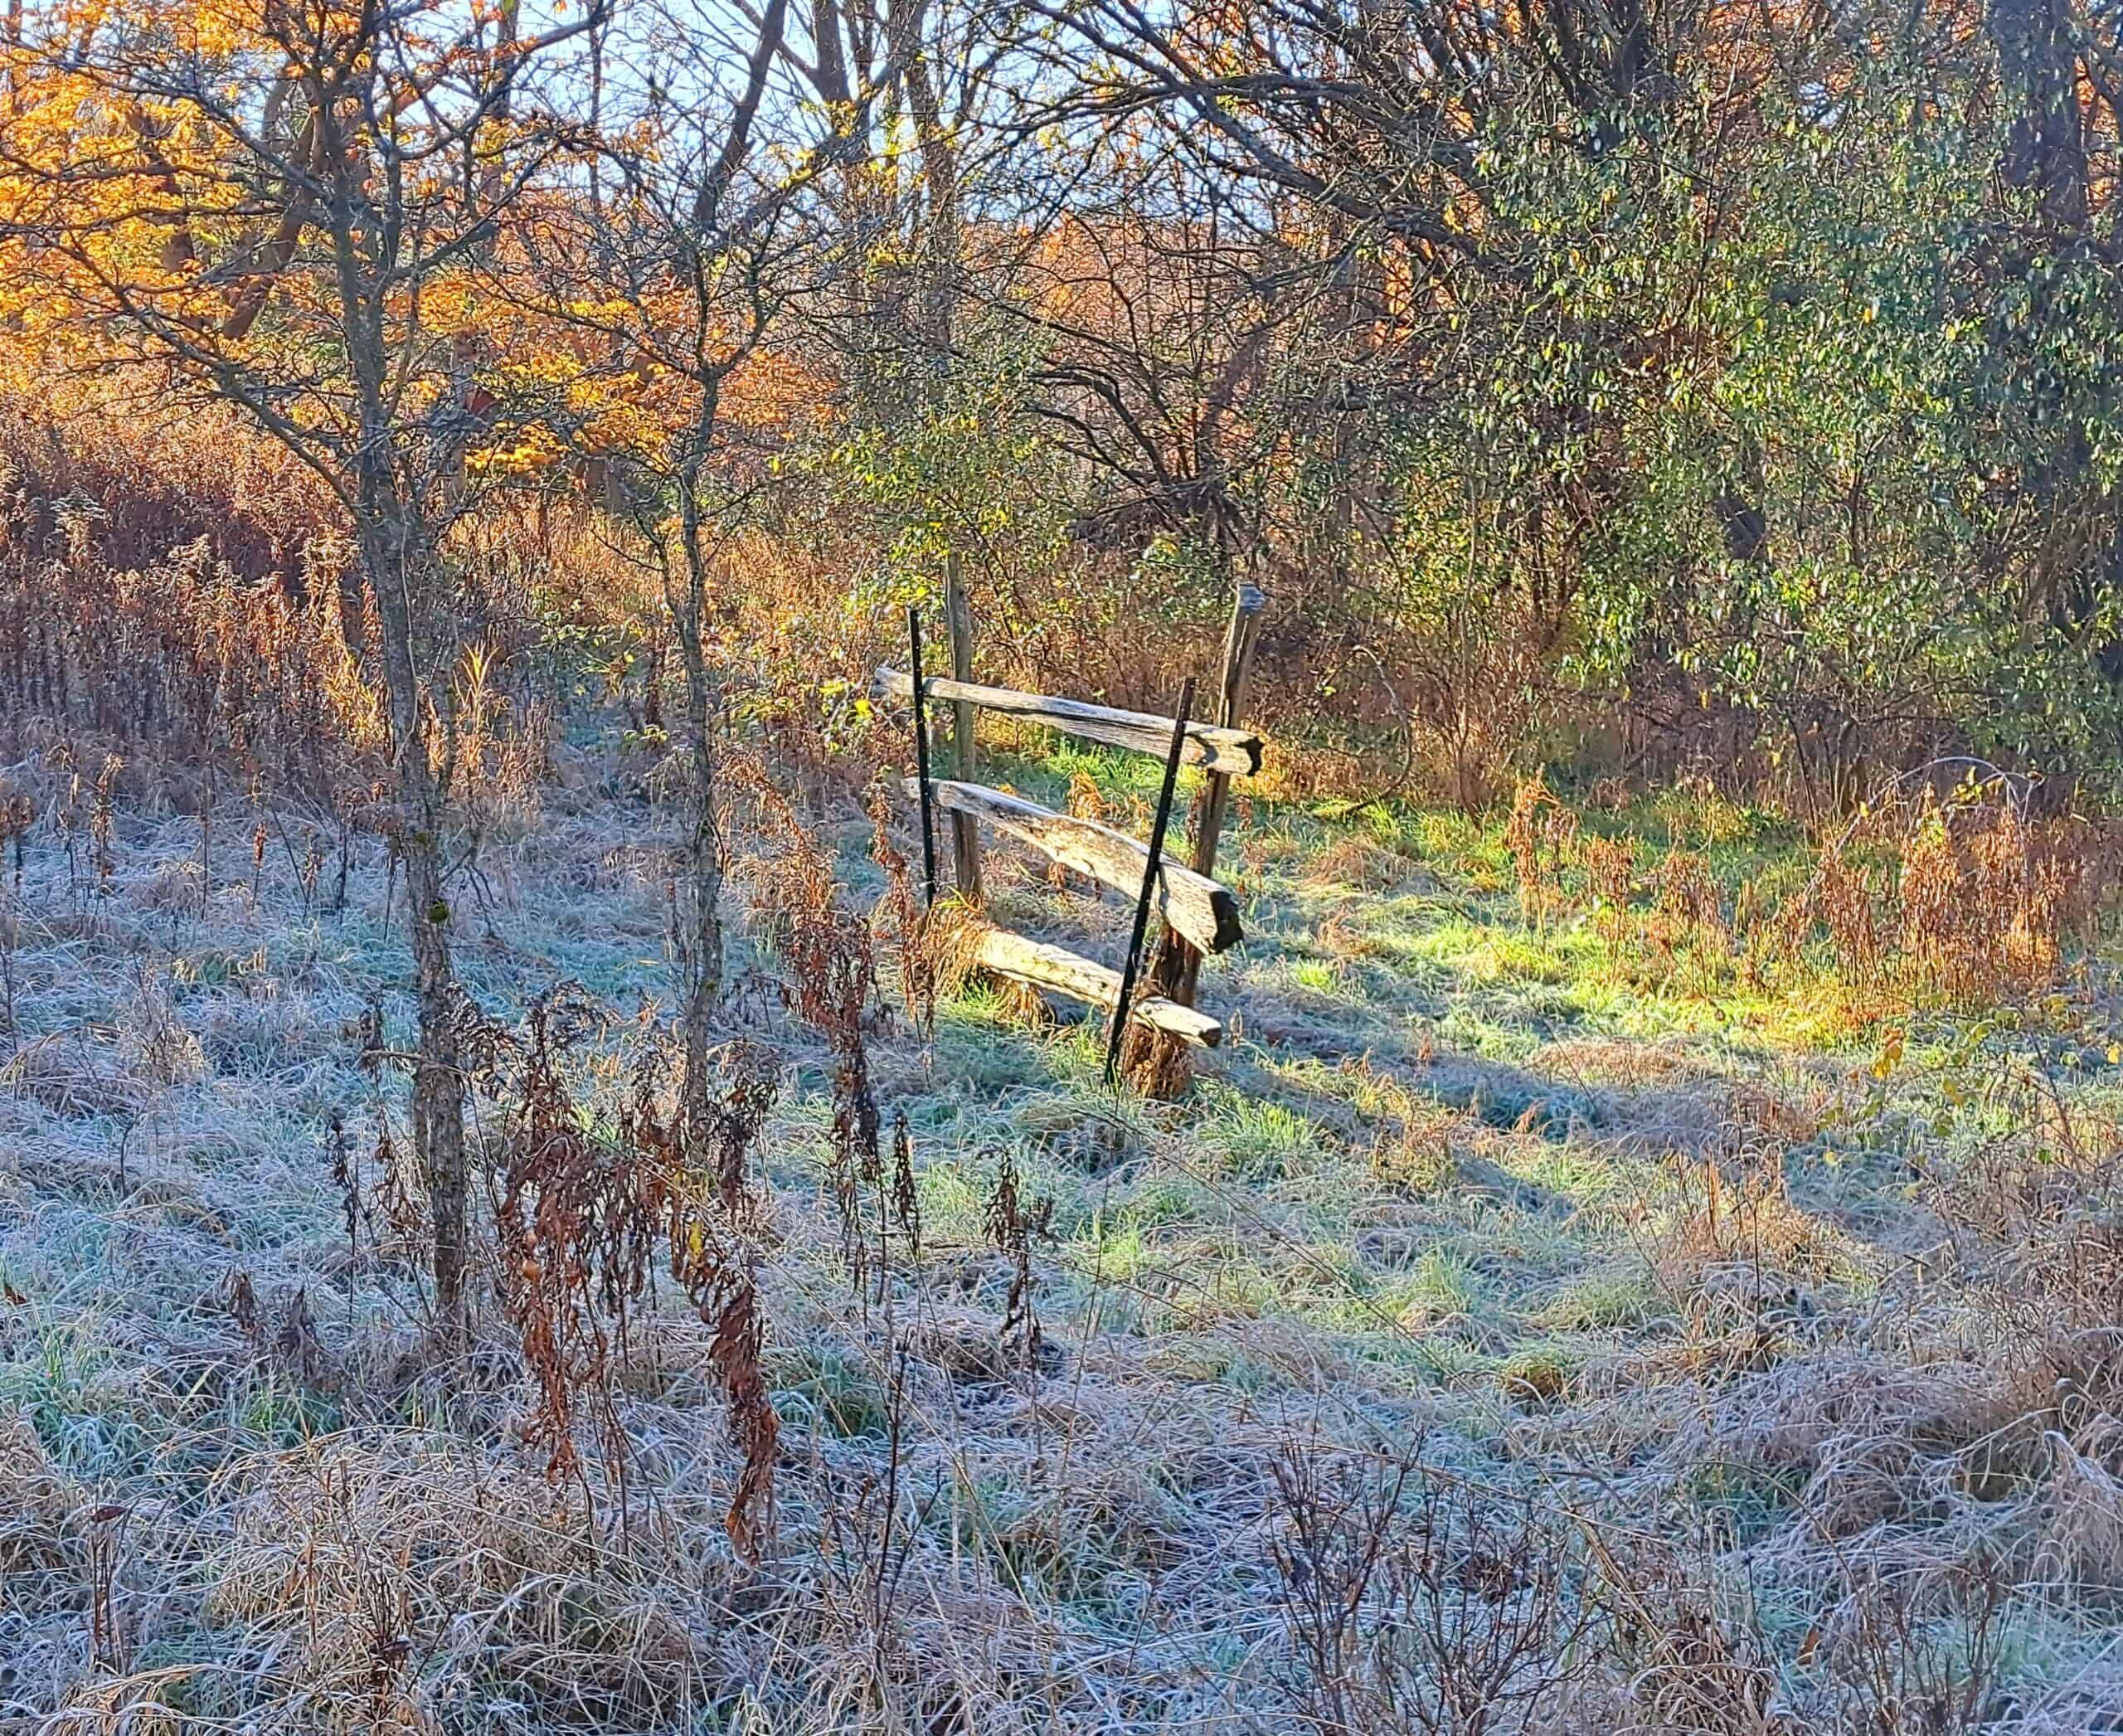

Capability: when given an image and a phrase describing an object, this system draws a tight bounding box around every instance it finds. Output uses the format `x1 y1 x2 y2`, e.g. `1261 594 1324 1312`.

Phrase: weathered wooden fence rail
873 669 1263 776
972 928 1222 1047
904 778 1241 956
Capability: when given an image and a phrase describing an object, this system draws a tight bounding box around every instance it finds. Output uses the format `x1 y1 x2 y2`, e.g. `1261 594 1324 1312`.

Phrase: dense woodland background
2 0 2122 807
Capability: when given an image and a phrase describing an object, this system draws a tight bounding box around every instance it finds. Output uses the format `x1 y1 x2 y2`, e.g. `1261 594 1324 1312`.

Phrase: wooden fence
877 583 1266 1067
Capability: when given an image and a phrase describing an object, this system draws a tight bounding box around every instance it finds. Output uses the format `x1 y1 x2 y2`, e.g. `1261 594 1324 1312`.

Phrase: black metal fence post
1106 677 1196 1085
909 606 938 907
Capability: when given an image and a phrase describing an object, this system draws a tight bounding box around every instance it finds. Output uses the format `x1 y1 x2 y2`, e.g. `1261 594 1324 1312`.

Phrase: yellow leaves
469 425 564 478
563 296 637 325
0 0 848 494
165 0 258 61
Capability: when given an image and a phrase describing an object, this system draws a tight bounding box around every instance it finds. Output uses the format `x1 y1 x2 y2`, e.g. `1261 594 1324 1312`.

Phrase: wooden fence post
944 552 983 903
1160 582 1266 1010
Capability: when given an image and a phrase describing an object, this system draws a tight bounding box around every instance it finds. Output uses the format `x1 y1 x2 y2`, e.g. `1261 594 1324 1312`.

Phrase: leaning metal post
909 606 938 907
1107 677 1197 1086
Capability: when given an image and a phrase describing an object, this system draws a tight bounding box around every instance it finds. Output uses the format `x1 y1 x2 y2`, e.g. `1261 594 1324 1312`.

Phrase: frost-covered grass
2 737 2121 1731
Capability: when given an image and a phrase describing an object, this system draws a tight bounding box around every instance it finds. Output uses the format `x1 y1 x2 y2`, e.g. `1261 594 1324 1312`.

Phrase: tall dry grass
5 387 2123 1733
1505 775 2119 1004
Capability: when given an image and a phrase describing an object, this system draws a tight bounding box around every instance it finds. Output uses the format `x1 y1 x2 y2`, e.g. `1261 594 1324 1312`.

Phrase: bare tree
495 0 864 1136
1 0 605 1338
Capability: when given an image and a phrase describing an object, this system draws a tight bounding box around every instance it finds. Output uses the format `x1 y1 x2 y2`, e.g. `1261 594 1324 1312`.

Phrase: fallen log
974 928 1222 1047
907 778 1243 955
875 668 1262 777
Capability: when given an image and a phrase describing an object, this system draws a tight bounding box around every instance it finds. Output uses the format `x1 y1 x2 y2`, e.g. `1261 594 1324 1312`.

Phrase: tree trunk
673 601 723 1132
1988 0 2090 232
899 9 956 372
361 507 470 1340
670 403 726 1136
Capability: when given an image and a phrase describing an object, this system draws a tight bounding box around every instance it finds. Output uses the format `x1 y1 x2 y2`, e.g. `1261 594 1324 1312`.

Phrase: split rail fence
877 574 1266 1067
